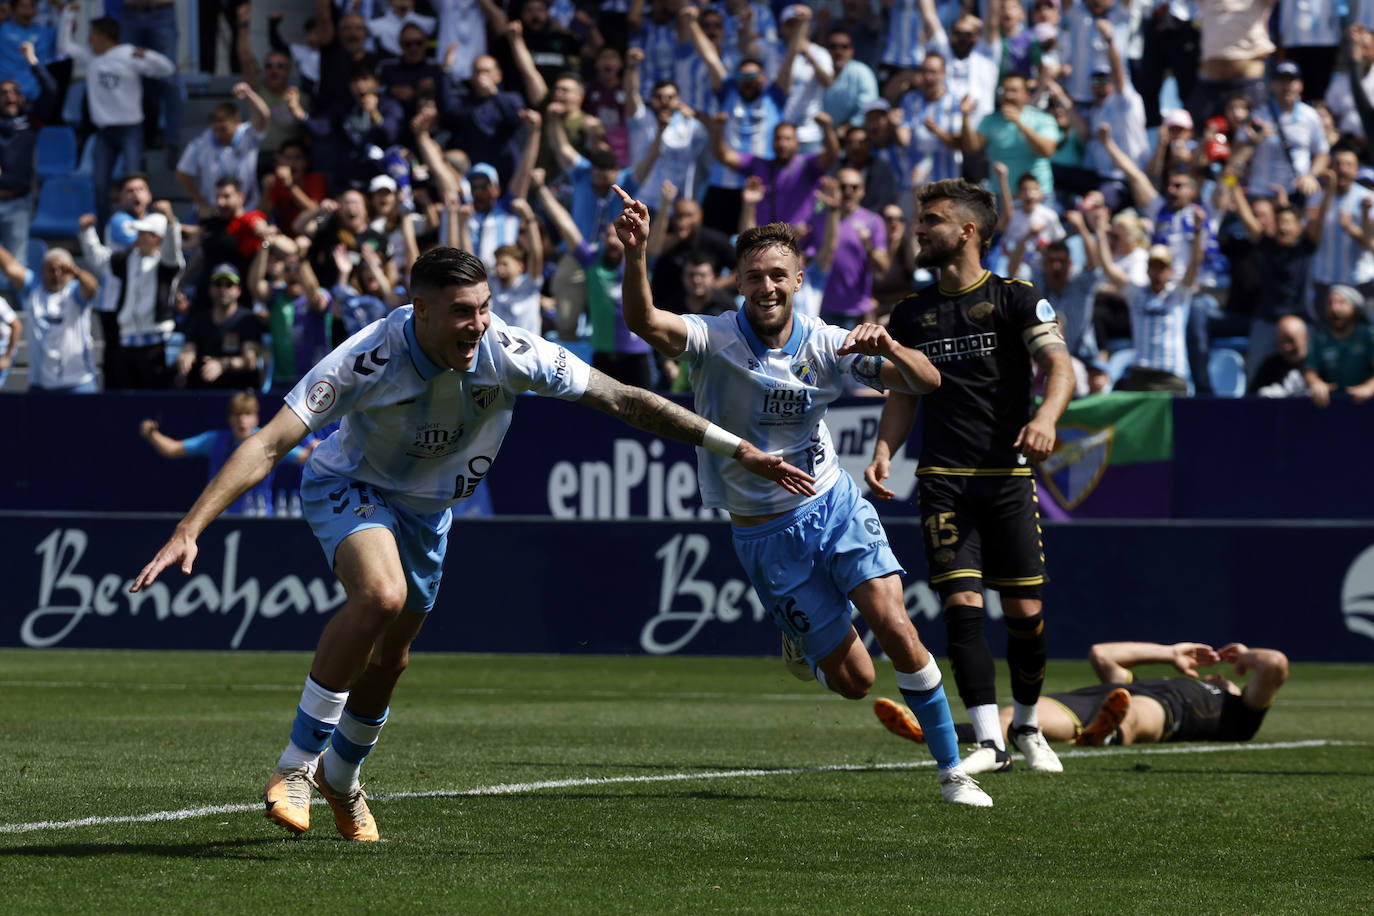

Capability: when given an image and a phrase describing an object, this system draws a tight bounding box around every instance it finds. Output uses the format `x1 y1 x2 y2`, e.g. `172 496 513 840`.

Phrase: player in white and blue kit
131 248 815 841
615 189 992 807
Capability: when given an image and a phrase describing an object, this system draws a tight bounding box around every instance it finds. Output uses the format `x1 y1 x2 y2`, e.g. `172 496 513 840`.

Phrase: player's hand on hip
837 323 895 357
736 442 816 497
1013 416 1057 463
131 531 199 593
864 457 895 500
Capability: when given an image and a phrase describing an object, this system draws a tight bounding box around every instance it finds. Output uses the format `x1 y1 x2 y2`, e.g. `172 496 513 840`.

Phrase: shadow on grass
0 837 296 860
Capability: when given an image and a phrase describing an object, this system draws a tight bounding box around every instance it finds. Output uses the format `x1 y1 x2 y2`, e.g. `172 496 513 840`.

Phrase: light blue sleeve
180 430 218 457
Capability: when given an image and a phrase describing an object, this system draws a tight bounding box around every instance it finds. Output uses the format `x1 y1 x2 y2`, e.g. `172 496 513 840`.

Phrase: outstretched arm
839 324 940 394
130 407 310 592
576 369 816 496
614 186 688 356
864 390 920 499
1088 641 1221 683
139 419 188 459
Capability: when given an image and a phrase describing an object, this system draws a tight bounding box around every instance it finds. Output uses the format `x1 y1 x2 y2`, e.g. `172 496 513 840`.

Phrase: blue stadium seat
30 176 96 238
1107 347 1136 386
1207 348 1247 398
1211 335 1249 354
35 126 79 180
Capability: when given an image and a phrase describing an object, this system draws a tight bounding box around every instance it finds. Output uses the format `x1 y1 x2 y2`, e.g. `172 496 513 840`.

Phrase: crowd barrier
4 512 1372 661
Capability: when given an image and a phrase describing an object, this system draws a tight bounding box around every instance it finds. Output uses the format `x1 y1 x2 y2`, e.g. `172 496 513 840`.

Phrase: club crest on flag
1037 425 1115 510
471 385 499 409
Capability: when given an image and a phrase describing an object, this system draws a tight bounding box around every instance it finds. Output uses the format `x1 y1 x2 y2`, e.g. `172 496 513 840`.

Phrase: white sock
893 657 942 693
1011 701 1039 730
968 704 1004 749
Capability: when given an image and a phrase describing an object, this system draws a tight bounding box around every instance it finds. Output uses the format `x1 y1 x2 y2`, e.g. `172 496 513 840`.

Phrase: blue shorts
301 466 452 614
731 472 904 667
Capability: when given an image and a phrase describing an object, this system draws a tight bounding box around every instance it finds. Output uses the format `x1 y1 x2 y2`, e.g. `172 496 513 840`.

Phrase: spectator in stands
1103 237 1205 394
263 139 327 231
624 63 708 213
822 25 877 128
1246 62 1328 204
1249 314 1311 397
138 391 315 517
438 54 528 185
963 73 1060 194
584 46 630 165
77 201 182 390
1326 24 1374 142
1189 0 1275 126
1060 0 1133 109
502 0 580 98
660 248 739 392
709 112 840 230
1079 23 1147 209
1010 228 1104 386
121 0 182 166
1144 109 1197 183
871 202 917 317
0 0 55 106
0 243 99 392
367 0 435 58
647 187 737 317
693 47 786 234
1224 174 1317 374
436 0 501 85
177 262 264 391
712 0 780 73
917 0 999 131
899 52 964 187
375 23 443 130
304 68 403 195
329 241 402 338
314 7 379 115
677 6 741 116
994 165 1065 276
1134 0 1199 129
236 13 309 159
57 9 175 226
774 6 833 154
535 71 606 184
178 89 270 217
627 0 684 97
194 176 268 314
1305 285 1374 407
0 41 55 264
247 233 328 390
269 10 323 99
1305 145 1374 322
0 294 20 389
490 233 543 336
840 124 897 214
534 167 653 386
1278 0 1341 102
1091 205 1150 351
818 166 887 329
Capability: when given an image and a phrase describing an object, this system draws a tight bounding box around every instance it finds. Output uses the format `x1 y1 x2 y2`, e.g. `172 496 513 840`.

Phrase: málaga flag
1034 392 1172 520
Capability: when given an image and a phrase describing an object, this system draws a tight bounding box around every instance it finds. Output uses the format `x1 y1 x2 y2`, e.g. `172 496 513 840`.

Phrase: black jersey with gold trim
888 270 1052 471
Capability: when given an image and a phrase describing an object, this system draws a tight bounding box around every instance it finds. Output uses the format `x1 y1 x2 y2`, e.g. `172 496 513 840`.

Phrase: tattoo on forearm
583 371 709 445
1032 341 1070 373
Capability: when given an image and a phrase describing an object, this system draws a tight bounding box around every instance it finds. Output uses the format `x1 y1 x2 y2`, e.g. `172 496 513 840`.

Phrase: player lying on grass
615 187 995 807
130 247 815 842
875 641 1289 748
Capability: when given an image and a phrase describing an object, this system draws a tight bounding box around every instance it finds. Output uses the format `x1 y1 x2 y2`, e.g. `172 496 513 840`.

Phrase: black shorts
1044 684 1119 731
915 472 1047 599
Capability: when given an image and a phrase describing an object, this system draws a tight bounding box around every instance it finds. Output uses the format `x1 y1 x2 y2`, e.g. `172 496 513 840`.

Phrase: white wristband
702 423 743 458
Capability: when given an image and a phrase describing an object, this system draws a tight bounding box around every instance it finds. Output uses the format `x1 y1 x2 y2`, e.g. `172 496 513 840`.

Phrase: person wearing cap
1304 284 1374 407
176 262 265 391
176 88 271 219
1146 109 1197 181
899 51 965 186
1246 61 1329 204
77 200 184 389
133 246 815 840
0 243 100 393
1101 234 1204 393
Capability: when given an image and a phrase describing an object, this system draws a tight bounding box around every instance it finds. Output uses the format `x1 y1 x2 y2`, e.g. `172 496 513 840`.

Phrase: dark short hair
1332 140 1361 159
1043 240 1071 258
90 16 120 43
119 172 150 190
215 176 244 193
210 101 240 122
494 243 527 266
588 148 620 171
412 247 487 295
1016 171 1040 188
682 249 715 270
736 222 802 266
553 70 584 88
916 178 998 256
650 79 679 95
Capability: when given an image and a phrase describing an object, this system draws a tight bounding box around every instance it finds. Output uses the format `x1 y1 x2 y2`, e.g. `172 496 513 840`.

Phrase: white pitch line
0 739 1361 837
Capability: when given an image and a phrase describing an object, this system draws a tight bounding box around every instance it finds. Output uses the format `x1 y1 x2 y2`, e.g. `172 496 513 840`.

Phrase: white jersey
286 307 590 514
681 310 885 515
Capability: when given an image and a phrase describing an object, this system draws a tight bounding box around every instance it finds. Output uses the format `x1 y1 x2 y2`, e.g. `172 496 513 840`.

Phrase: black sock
943 604 997 709
1005 612 1047 708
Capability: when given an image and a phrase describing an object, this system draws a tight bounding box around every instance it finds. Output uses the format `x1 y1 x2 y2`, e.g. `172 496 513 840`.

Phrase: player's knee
369 645 411 679
828 665 875 700
356 578 408 619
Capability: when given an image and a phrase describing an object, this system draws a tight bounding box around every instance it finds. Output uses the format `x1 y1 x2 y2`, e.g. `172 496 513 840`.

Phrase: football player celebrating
615 186 992 807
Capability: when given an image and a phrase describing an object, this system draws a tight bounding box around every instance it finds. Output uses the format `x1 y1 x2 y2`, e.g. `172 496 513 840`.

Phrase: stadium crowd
2 0 1374 403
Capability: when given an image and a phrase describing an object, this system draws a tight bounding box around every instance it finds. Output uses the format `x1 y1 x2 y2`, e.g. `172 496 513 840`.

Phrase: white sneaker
960 739 1014 775
781 633 814 681
1009 724 1064 773
939 768 993 807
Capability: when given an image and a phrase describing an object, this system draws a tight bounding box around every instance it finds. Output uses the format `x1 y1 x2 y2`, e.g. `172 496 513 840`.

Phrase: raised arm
232 81 272 134
815 111 841 170
1229 180 1265 242
1305 170 1337 246
543 102 581 175
1088 641 1222 683
507 108 543 201
0 242 27 289
684 8 727 93
812 176 842 271
131 407 310 592
139 419 188 459
236 3 259 87
864 390 920 500
77 214 113 272
708 112 744 172
1098 122 1158 212
577 369 815 496
504 21 549 106
533 168 582 248
775 6 811 94
959 95 985 153
993 161 1013 234
1181 205 1207 290
1095 210 1131 288
614 186 688 356
1218 643 1290 710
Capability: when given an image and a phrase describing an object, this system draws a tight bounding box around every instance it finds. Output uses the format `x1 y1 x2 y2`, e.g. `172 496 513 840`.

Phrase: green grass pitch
1 650 1370 914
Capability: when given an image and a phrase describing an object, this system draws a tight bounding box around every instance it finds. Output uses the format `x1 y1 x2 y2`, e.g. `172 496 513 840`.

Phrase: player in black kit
867 178 1075 775
875 641 1290 747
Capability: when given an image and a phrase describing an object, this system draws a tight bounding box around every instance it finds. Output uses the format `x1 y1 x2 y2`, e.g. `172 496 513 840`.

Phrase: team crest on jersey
353 504 376 519
791 360 818 386
470 385 499 409
921 311 938 327
1037 425 1115 510
969 302 994 321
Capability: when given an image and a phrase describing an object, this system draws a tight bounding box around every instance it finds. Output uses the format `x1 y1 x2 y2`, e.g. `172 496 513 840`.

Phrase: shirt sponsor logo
761 386 811 419
915 332 998 363
306 380 336 413
408 423 465 458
